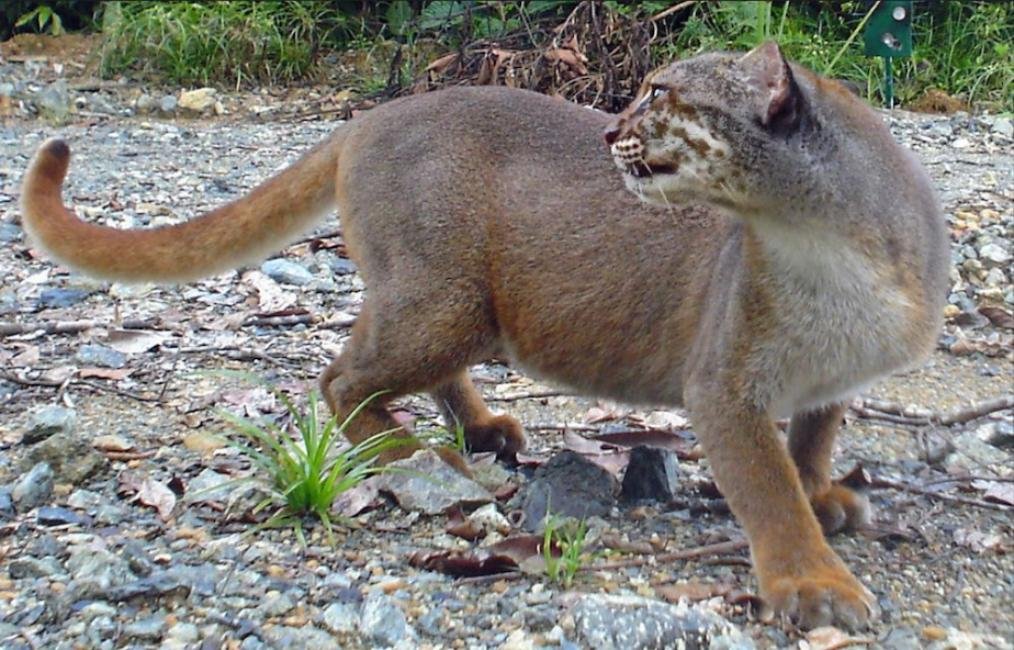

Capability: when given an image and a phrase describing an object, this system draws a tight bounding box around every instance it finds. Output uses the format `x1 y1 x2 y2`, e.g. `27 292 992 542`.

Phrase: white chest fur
747 222 915 418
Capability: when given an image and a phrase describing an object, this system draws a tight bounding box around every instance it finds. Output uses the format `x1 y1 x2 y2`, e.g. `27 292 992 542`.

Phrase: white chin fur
623 173 686 207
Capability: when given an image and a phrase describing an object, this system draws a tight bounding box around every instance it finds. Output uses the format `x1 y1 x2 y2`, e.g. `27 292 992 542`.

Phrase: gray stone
380 449 493 515
360 592 416 647
38 287 92 309
34 79 71 123
620 446 680 502
134 94 155 114
0 222 21 243
185 468 233 501
976 421 1014 449
262 626 340 650
261 258 314 286
123 616 165 641
25 405 76 443
167 622 199 643
879 627 921 650
65 546 134 600
8 556 64 579
12 462 54 510
568 593 754 650
992 117 1013 138
321 601 360 634
75 343 127 369
37 505 91 527
0 489 13 519
159 94 178 114
521 450 618 532
978 242 1012 267
258 591 296 617
20 432 105 485
328 256 358 275
179 87 217 113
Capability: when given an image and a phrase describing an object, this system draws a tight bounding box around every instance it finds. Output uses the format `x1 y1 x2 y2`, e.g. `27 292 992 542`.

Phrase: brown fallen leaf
104 329 168 354
137 477 177 521
804 625 875 650
655 580 731 604
409 549 520 577
972 479 1014 506
445 506 485 541
979 306 1014 330
79 367 133 380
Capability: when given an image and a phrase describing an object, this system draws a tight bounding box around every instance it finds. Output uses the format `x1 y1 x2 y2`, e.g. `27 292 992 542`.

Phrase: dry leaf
105 329 168 354
803 625 874 650
137 478 177 521
242 270 296 312
655 580 730 604
11 345 40 366
332 475 382 517
978 306 1014 329
972 479 1014 506
79 367 133 380
953 527 1006 554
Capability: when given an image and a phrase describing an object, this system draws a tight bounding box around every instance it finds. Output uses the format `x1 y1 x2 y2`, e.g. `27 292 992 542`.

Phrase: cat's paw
463 414 526 461
761 562 878 630
811 483 871 535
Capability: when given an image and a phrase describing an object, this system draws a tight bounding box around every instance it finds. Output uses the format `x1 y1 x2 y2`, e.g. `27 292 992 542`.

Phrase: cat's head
605 42 835 214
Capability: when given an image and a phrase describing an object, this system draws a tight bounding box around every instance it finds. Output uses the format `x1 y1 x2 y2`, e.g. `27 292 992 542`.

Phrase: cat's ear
737 41 801 133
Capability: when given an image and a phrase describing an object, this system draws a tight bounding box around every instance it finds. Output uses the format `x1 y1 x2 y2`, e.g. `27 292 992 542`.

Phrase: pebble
0 222 21 242
37 286 92 309
123 615 166 640
19 432 105 485
24 405 76 443
12 462 54 510
520 450 618 531
8 556 64 579
179 87 218 113
159 94 178 114
381 449 493 515
992 117 1013 138
620 446 680 502
34 79 71 123
978 242 1011 267
0 489 13 519
261 258 314 285
321 601 360 634
37 505 91 526
75 343 127 369
167 621 200 643
360 591 417 647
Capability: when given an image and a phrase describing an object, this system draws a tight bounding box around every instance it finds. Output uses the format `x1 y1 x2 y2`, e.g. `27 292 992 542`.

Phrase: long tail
19 131 344 283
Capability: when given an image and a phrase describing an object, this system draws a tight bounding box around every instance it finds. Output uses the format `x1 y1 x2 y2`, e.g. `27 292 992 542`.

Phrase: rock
24 405 76 443
620 446 680 502
262 626 340 650
946 430 1009 473
34 79 71 124
8 556 64 579
258 590 296 617
12 462 54 510
992 117 1013 138
183 431 227 454
37 287 92 309
984 268 1007 287
567 593 754 650
166 622 199 643
328 256 358 275
520 450 618 532
976 421 1013 449
321 601 360 634
179 87 217 113
951 136 971 149
360 592 416 647
123 616 165 641
20 432 105 485
37 506 91 527
261 258 314 286
65 546 134 600
134 93 155 114
380 449 493 515
159 94 178 114
92 434 133 452
75 343 127 369
185 467 233 501
0 222 21 242
0 489 13 519
978 242 1011 268
467 502 511 535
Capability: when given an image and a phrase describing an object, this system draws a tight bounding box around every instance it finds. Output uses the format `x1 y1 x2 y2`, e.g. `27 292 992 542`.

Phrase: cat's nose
603 122 622 145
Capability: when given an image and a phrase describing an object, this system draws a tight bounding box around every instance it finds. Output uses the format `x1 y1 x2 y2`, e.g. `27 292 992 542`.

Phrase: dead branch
851 394 1013 427
1 372 161 403
0 318 157 338
488 390 570 403
870 475 1011 512
650 0 697 23
582 538 749 572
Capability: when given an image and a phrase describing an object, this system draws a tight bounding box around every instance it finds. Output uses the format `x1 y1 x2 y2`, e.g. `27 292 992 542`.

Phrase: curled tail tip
42 138 71 161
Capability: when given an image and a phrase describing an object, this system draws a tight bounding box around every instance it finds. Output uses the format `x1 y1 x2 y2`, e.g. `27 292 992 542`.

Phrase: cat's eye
649 85 668 101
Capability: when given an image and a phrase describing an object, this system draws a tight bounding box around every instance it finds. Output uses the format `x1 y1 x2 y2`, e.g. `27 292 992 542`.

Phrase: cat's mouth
625 161 678 178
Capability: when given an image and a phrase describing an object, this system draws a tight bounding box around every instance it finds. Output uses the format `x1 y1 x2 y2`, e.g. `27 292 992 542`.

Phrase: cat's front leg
685 383 878 630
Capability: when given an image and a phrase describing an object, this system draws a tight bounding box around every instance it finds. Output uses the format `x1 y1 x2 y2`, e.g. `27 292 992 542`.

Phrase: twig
488 391 569 403
0 318 157 338
581 538 749 572
243 313 315 328
870 475 1011 512
456 570 523 585
1 372 161 403
650 0 697 23
851 394 1013 427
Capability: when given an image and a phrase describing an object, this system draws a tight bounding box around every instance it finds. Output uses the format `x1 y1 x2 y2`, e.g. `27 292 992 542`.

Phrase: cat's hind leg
431 370 525 460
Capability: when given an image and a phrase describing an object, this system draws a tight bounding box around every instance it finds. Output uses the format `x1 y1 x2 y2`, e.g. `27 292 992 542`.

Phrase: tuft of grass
99 0 347 87
216 381 406 546
542 515 591 588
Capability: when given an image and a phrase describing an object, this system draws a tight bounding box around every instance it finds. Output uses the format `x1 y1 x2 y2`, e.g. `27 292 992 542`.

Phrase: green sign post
863 0 913 108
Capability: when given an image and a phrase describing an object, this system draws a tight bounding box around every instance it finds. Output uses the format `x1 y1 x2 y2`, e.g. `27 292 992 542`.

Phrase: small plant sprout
216 381 406 546
541 515 592 588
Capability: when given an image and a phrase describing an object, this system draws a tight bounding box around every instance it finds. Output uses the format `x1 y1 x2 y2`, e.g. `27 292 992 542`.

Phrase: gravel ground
1 43 1013 650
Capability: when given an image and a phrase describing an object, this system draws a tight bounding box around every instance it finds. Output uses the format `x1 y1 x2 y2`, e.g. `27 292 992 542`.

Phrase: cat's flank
21 42 948 629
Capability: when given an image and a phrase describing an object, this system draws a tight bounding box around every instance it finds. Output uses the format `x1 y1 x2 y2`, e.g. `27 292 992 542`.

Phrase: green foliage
216 378 406 545
99 1 348 86
1 0 98 39
542 516 591 588
16 5 65 35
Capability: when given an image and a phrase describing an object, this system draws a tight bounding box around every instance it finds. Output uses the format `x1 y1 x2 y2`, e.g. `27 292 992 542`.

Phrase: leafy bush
1 0 100 39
